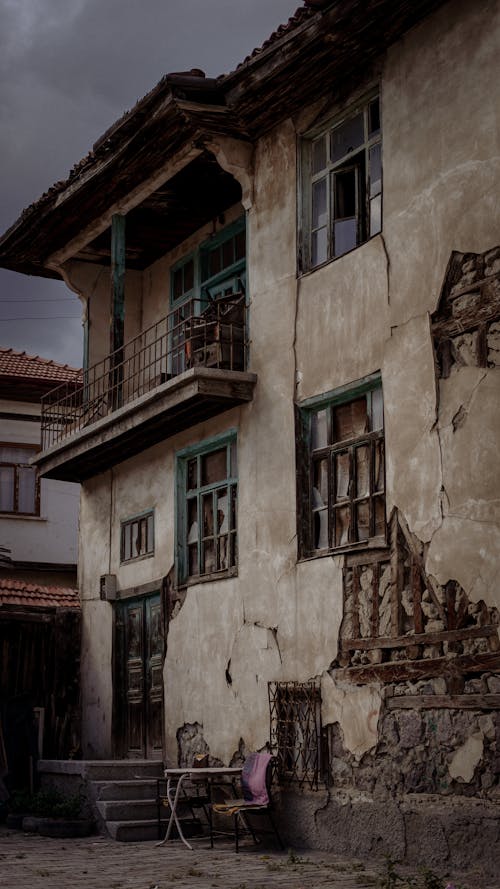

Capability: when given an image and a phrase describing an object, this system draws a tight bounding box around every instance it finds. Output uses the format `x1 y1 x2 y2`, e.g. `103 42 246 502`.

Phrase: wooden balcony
35 295 256 482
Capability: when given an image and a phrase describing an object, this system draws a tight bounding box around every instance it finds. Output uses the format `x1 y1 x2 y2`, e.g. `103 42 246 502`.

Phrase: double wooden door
114 593 163 759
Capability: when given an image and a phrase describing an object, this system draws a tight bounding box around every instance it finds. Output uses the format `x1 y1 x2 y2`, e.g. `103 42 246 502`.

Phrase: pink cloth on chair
241 752 272 806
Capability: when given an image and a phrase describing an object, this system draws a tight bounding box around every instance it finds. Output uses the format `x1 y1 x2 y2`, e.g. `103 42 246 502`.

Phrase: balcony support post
111 213 126 407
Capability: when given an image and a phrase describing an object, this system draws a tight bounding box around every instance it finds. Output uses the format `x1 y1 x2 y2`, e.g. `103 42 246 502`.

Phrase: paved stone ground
0 826 496 889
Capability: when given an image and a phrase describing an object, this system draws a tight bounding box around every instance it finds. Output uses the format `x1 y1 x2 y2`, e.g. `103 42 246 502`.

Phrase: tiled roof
232 5 316 70
0 347 82 385
0 578 80 609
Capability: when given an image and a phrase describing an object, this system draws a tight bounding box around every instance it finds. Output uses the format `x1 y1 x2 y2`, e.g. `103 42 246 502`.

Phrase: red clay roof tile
0 347 82 385
0 578 80 609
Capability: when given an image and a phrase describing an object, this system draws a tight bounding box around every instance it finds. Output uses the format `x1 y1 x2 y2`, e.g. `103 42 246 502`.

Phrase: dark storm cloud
0 0 297 366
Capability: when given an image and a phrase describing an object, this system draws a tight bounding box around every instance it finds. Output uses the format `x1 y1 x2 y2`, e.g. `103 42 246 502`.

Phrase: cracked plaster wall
77 0 500 777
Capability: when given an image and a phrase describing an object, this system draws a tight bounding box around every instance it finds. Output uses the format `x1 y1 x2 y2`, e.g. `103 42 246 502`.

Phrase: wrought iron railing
41 294 247 449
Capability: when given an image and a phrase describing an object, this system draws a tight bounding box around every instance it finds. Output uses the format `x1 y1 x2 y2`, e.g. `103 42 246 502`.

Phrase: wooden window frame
170 217 246 311
176 431 238 586
120 510 155 563
299 91 382 273
296 374 386 559
0 442 40 516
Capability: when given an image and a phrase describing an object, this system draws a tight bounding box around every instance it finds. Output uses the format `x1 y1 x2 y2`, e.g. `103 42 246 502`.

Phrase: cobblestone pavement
0 826 496 889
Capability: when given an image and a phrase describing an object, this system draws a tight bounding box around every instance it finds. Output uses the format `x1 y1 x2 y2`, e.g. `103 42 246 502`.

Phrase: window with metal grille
176 432 237 584
296 374 385 558
269 681 322 789
0 444 39 515
120 511 154 562
300 93 381 271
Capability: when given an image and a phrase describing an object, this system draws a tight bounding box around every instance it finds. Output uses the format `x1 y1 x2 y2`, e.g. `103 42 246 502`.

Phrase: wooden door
114 593 164 759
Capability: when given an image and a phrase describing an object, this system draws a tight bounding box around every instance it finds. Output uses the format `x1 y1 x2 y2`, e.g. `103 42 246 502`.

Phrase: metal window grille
269 680 322 790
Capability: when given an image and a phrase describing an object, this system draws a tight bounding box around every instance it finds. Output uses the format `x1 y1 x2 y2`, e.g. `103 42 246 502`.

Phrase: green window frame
176 431 238 584
300 93 382 272
296 374 385 558
120 510 155 563
170 217 246 310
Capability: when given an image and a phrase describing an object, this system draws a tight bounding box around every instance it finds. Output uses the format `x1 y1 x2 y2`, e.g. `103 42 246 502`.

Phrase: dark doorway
114 593 163 759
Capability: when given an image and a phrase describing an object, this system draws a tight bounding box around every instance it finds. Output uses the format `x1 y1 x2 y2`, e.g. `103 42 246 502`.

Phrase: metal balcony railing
41 294 247 449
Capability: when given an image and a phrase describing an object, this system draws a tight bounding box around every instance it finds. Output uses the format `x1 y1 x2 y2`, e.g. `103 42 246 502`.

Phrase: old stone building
0 0 499 869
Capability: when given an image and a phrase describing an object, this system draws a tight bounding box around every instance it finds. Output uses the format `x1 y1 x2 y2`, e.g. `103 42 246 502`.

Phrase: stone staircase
90 761 164 842
39 759 207 843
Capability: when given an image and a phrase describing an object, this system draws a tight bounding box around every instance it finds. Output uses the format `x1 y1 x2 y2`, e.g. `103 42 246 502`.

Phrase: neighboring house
0 348 82 787
0 0 499 868
0 347 81 586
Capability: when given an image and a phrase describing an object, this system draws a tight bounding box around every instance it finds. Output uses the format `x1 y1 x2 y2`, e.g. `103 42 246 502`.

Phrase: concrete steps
87 761 163 842
39 759 207 843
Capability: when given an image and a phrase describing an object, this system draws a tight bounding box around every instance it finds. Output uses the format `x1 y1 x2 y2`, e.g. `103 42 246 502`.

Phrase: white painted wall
0 399 79 565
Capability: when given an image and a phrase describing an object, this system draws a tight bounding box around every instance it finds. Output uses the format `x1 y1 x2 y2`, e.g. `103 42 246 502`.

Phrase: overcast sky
0 0 299 368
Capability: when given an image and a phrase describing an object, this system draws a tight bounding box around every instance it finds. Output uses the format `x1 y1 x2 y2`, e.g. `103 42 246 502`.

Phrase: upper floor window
296 376 385 558
176 432 237 584
171 217 246 310
121 511 154 562
0 444 39 516
300 94 382 271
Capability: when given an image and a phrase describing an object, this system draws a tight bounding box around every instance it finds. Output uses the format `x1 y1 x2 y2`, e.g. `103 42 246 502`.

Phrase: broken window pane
331 112 364 162
189 544 199 577
131 521 139 558
218 535 229 570
356 501 370 541
312 136 327 173
312 178 327 229
335 505 351 546
217 489 228 533
230 440 238 477
201 448 226 485
374 496 385 537
356 446 370 498
311 227 328 266
333 398 368 443
187 499 198 544
202 493 214 536
313 459 328 504
374 440 385 492
313 508 328 549
335 451 350 500
202 540 215 574
311 408 329 450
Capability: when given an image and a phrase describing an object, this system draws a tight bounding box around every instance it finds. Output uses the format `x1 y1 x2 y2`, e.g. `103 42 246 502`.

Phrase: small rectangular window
296 377 385 557
0 444 40 515
177 433 237 584
121 511 155 562
301 92 382 271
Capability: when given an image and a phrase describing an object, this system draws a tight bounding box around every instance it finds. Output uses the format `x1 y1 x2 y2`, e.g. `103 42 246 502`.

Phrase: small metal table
157 766 242 850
